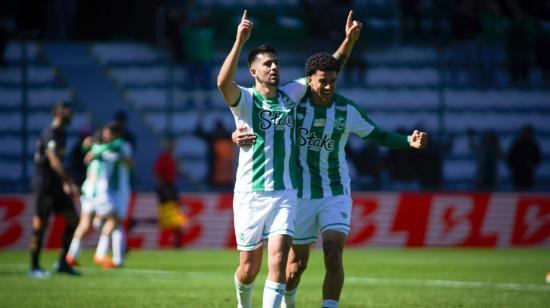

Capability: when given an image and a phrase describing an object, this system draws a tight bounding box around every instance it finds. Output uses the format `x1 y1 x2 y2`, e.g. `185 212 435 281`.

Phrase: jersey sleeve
43 129 57 153
280 77 308 103
348 102 410 149
229 86 252 117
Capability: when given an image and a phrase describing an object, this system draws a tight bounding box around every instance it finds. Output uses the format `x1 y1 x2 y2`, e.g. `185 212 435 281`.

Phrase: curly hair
247 44 277 67
305 52 340 76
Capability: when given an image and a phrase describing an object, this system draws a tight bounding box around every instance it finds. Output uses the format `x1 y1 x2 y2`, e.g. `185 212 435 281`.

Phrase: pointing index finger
347 10 353 27
242 10 248 20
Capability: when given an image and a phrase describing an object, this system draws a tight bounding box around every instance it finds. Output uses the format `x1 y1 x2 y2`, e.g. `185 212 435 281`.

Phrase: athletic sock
111 227 125 266
68 238 81 259
262 280 286 308
95 234 110 259
281 288 297 308
321 299 339 308
234 273 254 308
30 229 44 269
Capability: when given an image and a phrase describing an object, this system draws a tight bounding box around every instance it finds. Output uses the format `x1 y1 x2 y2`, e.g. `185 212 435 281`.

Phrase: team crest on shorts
340 212 348 219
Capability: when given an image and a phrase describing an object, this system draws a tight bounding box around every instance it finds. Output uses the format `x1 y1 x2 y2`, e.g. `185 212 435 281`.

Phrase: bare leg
322 230 346 301
285 244 311 290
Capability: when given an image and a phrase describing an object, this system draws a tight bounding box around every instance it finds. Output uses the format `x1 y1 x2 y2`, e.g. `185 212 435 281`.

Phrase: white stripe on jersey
318 104 334 198
299 102 314 198
262 100 275 191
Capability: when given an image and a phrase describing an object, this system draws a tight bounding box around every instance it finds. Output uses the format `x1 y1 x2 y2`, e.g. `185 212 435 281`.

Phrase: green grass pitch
1 248 549 307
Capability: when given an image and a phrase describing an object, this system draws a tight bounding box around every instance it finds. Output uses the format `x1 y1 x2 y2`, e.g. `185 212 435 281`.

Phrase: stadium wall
1 192 549 250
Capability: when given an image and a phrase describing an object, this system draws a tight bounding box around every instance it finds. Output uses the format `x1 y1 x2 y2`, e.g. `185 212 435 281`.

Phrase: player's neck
310 93 333 107
254 83 278 99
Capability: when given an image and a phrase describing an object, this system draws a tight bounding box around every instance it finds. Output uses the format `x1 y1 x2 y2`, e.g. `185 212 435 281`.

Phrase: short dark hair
247 44 277 67
52 101 72 115
305 52 340 76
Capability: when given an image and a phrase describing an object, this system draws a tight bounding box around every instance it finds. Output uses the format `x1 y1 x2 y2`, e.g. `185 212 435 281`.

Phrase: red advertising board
1 192 549 249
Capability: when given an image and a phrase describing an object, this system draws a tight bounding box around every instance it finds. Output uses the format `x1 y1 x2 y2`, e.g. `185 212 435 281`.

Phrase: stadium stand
1 1 549 191
0 42 91 191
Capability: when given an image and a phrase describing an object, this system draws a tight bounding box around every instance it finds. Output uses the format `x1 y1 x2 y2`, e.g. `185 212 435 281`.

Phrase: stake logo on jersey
259 109 294 131
296 127 335 152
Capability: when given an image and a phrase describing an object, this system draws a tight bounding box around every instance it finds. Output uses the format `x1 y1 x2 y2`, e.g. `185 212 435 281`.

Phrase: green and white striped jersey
81 157 103 199
230 79 307 192
295 93 410 199
81 139 132 197
100 138 132 194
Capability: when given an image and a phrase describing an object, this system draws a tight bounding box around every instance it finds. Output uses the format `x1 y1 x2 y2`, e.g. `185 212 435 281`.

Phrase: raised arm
333 10 363 71
216 10 253 106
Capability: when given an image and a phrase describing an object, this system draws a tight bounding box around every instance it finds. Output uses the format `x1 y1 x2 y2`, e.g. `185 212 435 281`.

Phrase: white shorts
80 194 115 219
293 194 352 245
233 189 297 251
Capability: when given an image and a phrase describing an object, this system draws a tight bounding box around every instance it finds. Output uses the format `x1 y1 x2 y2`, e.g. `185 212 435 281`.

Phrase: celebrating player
217 9 361 308
66 122 132 268
234 52 427 307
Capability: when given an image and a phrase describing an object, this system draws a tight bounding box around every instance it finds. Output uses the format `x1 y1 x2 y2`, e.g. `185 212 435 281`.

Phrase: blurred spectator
153 135 188 248
0 25 9 67
195 119 235 191
447 0 481 86
385 127 420 191
468 128 502 190
182 1 212 90
413 132 453 191
477 0 506 87
506 125 541 191
0 1 16 67
535 27 550 86
346 137 383 190
0 19 12 67
400 0 422 42
430 0 454 42
165 6 187 63
301 0 334 41
506 1 538 87
342 46 368 87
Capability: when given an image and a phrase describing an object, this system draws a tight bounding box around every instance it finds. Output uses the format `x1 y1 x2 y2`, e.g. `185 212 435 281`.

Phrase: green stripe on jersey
272 92 293 190
307 104 326 199
328 98 347 196
251 93 266 191
295 100 307 197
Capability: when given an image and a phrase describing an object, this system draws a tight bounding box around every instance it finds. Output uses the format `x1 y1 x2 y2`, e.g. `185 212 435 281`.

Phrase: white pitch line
3 263 548 291
347 276 550 292
0 263 224 279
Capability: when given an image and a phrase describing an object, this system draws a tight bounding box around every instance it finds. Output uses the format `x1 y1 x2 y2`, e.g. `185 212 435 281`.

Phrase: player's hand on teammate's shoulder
345 10 363 43
236 10 253 45
409 130 428 149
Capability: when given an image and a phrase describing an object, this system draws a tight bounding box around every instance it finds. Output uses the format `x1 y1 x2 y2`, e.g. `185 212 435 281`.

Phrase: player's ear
249 67 256 77
307 75 313 86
